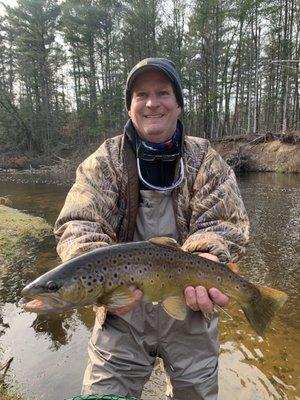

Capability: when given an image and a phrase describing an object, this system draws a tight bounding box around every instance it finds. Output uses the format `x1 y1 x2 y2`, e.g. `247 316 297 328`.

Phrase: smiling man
54 58 250 399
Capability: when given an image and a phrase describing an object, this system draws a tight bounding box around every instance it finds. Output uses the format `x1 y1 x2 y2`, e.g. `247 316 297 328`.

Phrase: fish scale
22 237 288 336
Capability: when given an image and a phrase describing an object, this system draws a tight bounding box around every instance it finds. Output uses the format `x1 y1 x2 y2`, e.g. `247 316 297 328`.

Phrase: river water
0 172 299 400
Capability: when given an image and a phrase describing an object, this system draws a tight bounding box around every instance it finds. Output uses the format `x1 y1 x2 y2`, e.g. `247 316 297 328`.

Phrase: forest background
0 0 299 156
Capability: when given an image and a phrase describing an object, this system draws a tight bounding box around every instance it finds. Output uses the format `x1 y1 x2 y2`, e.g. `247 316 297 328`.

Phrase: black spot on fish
82 276 86 279
99 276 104 282
108 281 112 287
130 277 134 282
229 275 232 279
178 269 181 273
114 273 118 278
93 279 97 283
87 289 94 293
139 270 142 274
103 267 107 272
124 265 128 270
87 282 92 286
217 276 221 282
88 264 92 268
169 275 172 279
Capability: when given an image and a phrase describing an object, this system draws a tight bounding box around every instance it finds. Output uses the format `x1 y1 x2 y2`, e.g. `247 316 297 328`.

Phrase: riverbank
0 205 52 268
212 131 300 173
0 131 299 186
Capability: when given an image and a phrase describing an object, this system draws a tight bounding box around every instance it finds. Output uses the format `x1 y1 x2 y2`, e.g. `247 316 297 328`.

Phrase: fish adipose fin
162 296 187 320
227 262 240 274
241 285 288 336
148 237 182 250
99 287 136 308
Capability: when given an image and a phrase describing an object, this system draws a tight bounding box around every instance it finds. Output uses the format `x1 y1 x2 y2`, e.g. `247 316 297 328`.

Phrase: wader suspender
123 135 139 242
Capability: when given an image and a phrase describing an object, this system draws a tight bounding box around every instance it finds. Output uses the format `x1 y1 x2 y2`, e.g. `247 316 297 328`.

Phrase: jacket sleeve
182 145 250 263
54 143 121 262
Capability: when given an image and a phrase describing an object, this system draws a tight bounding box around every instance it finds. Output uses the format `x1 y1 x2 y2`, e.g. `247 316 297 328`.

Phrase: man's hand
184 253 230 314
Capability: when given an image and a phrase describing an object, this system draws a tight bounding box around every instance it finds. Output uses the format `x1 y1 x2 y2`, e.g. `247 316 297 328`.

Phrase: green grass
0 205 52 267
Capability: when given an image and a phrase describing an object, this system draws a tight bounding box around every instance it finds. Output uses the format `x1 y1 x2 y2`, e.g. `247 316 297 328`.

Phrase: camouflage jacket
54 123 250 263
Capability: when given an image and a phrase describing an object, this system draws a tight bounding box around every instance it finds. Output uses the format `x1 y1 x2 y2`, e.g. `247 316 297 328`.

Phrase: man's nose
146 94 160 108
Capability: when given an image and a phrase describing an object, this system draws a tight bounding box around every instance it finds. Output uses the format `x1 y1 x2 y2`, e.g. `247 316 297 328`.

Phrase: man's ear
128 109 131 117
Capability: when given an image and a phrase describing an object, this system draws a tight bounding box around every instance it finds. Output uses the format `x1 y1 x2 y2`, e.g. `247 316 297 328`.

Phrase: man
54 58 249 399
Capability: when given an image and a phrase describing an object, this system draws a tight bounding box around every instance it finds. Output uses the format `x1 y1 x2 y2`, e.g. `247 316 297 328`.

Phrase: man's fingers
184 286 198 311
197 253 219 263
208 288 230 307
185 286 214 313
195 286 214 314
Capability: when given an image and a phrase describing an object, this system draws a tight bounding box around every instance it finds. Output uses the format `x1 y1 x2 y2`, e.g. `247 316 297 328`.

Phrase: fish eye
46 281 59 292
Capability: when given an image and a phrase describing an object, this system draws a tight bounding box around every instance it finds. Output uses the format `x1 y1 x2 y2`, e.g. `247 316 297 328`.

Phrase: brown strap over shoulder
123 135 139 241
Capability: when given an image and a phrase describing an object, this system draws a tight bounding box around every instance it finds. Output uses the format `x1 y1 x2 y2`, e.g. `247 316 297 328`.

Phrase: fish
21 237 288 336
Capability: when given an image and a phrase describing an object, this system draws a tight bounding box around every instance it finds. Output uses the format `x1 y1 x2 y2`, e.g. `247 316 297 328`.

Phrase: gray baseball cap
125 58 184 110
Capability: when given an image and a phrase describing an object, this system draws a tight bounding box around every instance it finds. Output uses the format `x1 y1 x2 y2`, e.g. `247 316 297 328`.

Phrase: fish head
21 263 106 314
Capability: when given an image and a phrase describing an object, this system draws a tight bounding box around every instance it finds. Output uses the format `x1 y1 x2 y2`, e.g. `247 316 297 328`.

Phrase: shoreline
0 133 299 186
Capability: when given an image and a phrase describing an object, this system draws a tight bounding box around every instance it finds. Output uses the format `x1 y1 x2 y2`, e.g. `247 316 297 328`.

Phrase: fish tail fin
241 286 288 336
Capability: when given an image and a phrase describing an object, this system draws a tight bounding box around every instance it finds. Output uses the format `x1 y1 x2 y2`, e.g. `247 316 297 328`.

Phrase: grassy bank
0 205 52 267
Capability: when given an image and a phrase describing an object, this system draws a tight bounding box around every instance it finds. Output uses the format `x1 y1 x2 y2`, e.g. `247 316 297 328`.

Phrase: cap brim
127 65 174 90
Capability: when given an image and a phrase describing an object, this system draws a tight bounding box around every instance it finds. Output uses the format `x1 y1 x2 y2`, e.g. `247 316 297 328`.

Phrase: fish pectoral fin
148 237 182 250
99 287 136 308
162 296 187 320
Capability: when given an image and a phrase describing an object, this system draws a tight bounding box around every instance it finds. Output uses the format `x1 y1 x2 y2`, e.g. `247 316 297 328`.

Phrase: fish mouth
22 293 73 314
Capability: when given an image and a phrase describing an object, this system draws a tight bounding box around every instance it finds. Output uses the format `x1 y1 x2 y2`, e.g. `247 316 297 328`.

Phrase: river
0 172 299 400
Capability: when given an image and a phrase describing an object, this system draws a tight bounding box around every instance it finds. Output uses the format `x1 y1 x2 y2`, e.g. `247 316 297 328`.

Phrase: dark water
0 172 299 400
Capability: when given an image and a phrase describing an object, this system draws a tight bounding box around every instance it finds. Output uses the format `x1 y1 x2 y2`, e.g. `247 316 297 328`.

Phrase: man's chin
140 128 172 143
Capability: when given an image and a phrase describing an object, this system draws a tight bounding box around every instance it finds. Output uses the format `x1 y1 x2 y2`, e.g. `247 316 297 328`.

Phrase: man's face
128 69 182 143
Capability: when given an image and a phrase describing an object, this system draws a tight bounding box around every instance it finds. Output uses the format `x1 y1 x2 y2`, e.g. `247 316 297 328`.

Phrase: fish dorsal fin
162 296 187 320
148 237 181 250
99 287 136 308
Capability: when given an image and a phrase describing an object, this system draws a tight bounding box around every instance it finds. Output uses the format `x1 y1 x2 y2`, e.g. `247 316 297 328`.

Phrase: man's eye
159 91 169 96
136 92 147 98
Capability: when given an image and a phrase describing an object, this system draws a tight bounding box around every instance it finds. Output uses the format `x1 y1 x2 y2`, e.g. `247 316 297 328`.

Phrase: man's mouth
144 114 164 118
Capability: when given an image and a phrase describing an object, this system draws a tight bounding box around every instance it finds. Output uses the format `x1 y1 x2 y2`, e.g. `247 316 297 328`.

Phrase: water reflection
0 172 299 399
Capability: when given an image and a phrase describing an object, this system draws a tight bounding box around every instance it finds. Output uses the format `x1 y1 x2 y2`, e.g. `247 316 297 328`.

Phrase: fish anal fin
99 287 136 308
162 296 187 320
148 237 181 249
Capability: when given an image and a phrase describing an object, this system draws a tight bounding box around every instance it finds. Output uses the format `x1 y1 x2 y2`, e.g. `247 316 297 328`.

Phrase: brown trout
22 237 288 336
